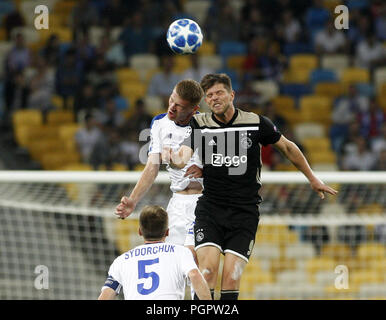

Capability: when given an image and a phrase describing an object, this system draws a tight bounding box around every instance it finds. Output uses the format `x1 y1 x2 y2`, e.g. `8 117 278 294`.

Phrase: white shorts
165 193 201 247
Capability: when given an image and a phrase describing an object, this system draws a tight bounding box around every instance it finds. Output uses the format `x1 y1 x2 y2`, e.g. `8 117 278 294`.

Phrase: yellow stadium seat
115 219 140 253
303 137 332 152
306 257 336 274
314 82 346 98
116 68 141 83
173 55 192 73
134 164 146 171
320 243 353 259
120 82 147 105
357 243 386 259
341 68 370 84
307 150 337 164
283 68 311 84
356 204 383 215
369 258 386 273
271 95 298 123
27 138 65 162
299 95 332 123
41 151 80 170
53 0 77 14
321 54 349 72
47 110 75 125
12 109 43 127
198 41 216 55
58 123 80 142
227 55 246 71
350 270 384 286
289 54 318 70
61 163 92 171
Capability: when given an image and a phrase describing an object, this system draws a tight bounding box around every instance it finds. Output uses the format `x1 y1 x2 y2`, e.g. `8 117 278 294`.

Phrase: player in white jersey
115 79 205 254
99 205 211 300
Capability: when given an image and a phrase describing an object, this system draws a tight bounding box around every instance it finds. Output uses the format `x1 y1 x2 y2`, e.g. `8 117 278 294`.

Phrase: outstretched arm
273 135 338 199
115 153 161 219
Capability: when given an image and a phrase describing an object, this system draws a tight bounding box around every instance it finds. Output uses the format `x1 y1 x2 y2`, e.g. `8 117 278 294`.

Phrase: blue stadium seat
280 83 312 101
310 69 337 85
355 83 374 97
218 41 247 61
346 0 369 10
283 42 314 56
215 68 240 91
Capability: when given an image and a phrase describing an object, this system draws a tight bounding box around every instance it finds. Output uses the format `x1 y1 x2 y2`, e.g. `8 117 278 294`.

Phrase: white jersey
148 113 203 193
102 242 198 300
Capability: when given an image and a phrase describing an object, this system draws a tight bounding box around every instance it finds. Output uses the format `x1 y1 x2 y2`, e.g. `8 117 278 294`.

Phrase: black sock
194 289 215 300
220 290 239 300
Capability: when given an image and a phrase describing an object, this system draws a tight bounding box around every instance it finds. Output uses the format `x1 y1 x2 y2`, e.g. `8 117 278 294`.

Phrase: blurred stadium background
0 0 385 300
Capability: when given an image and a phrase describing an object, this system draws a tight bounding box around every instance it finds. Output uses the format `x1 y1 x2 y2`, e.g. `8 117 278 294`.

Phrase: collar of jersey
211 108 239 127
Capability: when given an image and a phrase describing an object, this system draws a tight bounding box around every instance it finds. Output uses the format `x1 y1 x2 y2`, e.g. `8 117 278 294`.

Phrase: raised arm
273 135 338 199
188 268 212 300
115 153 161 219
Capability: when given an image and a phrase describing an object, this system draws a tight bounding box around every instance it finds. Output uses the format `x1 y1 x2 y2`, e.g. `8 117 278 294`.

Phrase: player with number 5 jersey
99 205 211 300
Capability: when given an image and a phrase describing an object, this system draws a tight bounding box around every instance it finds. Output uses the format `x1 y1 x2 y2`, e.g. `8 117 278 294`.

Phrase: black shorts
193 196 260 262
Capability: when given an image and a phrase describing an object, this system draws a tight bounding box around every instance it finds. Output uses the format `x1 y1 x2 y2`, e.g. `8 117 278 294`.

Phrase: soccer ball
166 19 203 54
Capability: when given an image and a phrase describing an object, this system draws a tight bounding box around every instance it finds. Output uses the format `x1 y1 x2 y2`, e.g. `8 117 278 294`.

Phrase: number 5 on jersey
137 258 160 295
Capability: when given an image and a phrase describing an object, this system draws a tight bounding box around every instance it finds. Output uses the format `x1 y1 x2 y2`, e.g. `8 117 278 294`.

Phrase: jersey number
137 258 160 295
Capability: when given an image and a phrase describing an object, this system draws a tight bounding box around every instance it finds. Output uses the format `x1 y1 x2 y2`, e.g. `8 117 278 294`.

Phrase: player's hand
184 164 203 179
115 196 136 219
310 178 338 199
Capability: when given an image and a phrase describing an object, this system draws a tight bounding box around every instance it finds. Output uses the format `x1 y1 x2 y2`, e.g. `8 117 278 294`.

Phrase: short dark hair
200 73 233 93
175 79 204 106
139 205 168 240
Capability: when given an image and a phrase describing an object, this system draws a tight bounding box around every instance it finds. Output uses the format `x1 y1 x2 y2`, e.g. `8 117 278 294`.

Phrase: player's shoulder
192 112 214 127
150 113 168 128
234 108 261 125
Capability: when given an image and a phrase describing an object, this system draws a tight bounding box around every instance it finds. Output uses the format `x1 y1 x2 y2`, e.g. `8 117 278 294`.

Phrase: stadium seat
58 123 80 142
305 257 336 274
27 138 64 162
283 68 311 84
307 150 337 165
61 163 93 171
218 41 247 60
116 68 141 83
356 203 383 215
215 68 240 91
251 80 279 102
321 54 349 73
143 95 165 116
280 83 312 100
309 69 337 85
299 95 332 123
312 270 337 286
341 67 370 84
199 54 222 70
184 0 211 25
129 54 159 71
226 55 246 72
46 110 75 125
374 66 386 90
357 243 386 259
12 109 43 127
197 41 216 56
173 55 192 73
120 82 147 105
320 243 353 259
41 151 80 170
283 42 313 56
350 270 384 286
289 54 318 71
293 122 325 142
11 27 40 45
314 82 346 98
302 137 332 153
284 243 316 259
276 270 310 285
115 219 140 253
355 83 375 97
250 243 280 260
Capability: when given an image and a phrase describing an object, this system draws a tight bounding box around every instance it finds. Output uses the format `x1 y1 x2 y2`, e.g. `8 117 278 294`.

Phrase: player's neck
213 105 235 124
144 240 165 244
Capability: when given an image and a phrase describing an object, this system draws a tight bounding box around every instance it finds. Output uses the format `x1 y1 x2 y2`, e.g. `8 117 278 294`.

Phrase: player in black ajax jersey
166 73 338 300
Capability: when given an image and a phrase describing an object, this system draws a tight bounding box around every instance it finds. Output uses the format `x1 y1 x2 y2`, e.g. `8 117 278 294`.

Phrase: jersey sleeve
259 115 282 146
148 116 162 154
101 257 122 294
181 118 199 151
179 247 199 277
